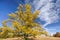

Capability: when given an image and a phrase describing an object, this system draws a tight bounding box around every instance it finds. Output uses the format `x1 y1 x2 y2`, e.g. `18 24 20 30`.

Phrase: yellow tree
0 4 48 39
0 20 15 38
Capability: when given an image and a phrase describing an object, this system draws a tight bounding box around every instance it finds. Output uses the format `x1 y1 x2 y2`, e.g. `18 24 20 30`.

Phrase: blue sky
0 0 60 35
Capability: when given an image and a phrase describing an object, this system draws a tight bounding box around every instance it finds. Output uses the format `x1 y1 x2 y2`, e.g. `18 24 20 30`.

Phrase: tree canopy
0 4 48 39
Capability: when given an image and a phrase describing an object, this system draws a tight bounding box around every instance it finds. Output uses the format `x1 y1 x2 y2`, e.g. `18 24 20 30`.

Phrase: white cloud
33 0 49 10
44 28 56 36
23 0 60 35
56 0 60 8
32 0 60 28
24 0 60 28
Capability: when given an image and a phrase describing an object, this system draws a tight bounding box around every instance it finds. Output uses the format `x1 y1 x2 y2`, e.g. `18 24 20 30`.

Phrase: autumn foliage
53 32 60 37
0 4 48 39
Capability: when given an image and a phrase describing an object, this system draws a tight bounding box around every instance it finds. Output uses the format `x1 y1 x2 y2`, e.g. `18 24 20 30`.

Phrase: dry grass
36 36 60 40
2 36 60 40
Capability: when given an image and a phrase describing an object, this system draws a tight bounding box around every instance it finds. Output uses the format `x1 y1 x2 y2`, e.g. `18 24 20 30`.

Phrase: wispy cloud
25 0 60 35
23 0 60 35
32 0 60 28
44 28 57 35
45 25 60 35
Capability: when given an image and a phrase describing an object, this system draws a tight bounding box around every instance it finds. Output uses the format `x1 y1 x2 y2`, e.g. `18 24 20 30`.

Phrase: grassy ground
36 36 60 40
1 36 60 40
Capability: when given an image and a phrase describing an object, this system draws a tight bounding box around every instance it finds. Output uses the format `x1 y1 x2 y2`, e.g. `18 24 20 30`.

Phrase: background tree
0 4 48 39
53 32 60 37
